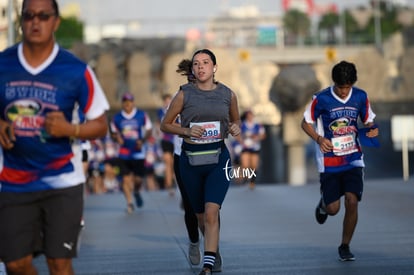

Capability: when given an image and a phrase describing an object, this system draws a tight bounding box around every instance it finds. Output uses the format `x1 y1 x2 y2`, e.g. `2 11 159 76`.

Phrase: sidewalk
32 177 414 274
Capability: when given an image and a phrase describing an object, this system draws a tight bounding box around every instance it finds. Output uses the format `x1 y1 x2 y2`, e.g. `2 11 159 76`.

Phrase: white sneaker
188 241 201 265
0 261 6 275
126 203 134 214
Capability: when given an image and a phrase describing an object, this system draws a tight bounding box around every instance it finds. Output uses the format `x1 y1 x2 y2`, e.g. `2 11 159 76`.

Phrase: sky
57 0 414 38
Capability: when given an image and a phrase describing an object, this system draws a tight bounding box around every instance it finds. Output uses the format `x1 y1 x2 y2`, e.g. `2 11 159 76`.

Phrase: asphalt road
32 177 414 275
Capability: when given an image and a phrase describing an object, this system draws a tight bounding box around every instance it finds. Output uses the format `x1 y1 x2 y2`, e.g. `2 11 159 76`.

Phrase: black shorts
82 149 89 162
180 141 230 213
0 185 84 262
320 167 364 205
104 157 121 167
117 159 146 177
161 140 174 154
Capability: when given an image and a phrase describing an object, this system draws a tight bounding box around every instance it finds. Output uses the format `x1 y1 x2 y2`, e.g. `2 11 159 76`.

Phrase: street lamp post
340 10 346 45
374 0 382 51
7 0 15 46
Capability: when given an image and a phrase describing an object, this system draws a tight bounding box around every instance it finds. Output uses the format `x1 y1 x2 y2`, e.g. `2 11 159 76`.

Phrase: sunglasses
22 11 56 21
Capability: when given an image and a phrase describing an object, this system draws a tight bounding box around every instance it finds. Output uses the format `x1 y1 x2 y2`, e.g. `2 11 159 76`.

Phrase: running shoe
338 244 355 261
249 181 255 190
126 203 134 214
212 248 222 272
168 187 176 197
0 261 6 274
134 192 143 208
188 241 201 265
315 198 328 224
198 269 212 275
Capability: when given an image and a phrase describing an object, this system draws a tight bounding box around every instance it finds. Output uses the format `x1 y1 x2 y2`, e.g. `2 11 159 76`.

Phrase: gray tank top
180 82 232 140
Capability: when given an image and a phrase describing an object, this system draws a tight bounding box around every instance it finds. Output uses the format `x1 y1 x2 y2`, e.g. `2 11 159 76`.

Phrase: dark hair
22 0 60 16
176 59 192 76
176 58 195 83
240 110 252 121
191 49 217 65
331 60 357 85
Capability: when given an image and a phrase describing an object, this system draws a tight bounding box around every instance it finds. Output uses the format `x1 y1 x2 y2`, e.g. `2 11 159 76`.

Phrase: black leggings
174 154 199 243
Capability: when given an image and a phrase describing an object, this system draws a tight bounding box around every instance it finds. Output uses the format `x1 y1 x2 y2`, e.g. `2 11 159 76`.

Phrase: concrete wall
71 35 414 183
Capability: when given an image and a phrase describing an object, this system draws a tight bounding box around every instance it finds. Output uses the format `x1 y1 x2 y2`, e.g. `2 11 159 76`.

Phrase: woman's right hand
188 125 204 138
0 121 15 149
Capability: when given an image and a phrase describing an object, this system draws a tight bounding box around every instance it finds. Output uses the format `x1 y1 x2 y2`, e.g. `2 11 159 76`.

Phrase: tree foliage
318 10 360 44
318 12 339 43
283 9 311 45
55 16 84 49
318 12 339 30
366 3 403 41
316 1 408 45
343 10 360 35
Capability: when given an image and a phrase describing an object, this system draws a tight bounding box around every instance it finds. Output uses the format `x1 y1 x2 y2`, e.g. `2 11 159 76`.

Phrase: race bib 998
190 121 221 144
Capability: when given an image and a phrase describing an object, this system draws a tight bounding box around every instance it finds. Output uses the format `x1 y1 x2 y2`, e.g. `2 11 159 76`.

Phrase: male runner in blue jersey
0 0 109 274
302 60 379 261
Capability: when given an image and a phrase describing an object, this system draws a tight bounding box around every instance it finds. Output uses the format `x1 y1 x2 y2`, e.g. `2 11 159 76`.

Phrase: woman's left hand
229 123 240 136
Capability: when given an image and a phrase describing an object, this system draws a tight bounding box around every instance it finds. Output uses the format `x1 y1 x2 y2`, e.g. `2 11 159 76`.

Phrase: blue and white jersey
303 86 376 173
173 134 183 156
76 106 91 152
240 121 265 151
173 113 183 156
0 43 109 192
157 107 174 143
111 108 152 160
